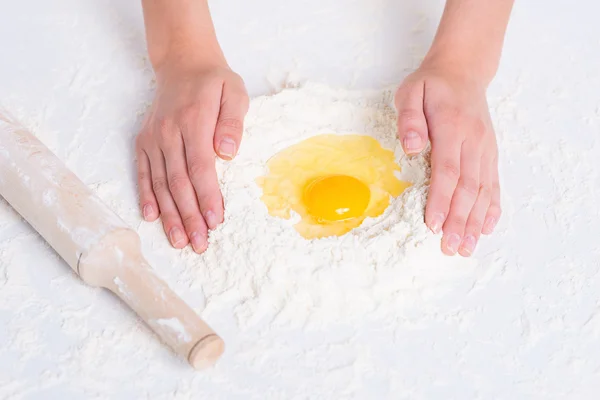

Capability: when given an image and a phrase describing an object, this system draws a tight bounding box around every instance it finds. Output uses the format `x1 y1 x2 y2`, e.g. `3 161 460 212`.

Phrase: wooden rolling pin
0 112 223 370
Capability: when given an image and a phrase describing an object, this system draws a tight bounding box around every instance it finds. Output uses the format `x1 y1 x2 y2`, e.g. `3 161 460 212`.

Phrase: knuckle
205 71 225 87
478 184 493 199
187 158 211 182
181 213 201 228
473 119 487 140
156 117 174 141
168 173 189 193
229 72 247 88
196 193 218 211
179 105 201 127
136 131 154 151
137 169 150 183
397 108 421 123
152 177 168 194
216 117 244 136
229 71 247 91
232 71 246 84
218 117 244 130
394 81 418 104
427 194 453 214
438 161 460 181
467 217 485 230
162 221 180 235
437 105 462 127
457 177 480 196
447 215 468 229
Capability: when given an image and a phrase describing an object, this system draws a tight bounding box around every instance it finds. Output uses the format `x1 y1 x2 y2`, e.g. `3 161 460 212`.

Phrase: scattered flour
182 84 476 329
4 80 599 398
0 83 482 399
3 0 600 397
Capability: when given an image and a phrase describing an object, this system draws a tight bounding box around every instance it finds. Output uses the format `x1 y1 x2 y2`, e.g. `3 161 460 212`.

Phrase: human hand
136 62 249 253
395 64 501 257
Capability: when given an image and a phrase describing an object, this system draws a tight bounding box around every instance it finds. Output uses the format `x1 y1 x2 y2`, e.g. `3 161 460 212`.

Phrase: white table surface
1 1 600 399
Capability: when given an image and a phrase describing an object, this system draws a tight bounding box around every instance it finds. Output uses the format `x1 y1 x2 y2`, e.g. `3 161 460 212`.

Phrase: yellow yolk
257 134 411 239
303 175 371 222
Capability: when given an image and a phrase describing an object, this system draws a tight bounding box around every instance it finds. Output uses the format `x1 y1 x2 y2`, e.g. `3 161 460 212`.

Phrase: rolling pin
0 111 223 370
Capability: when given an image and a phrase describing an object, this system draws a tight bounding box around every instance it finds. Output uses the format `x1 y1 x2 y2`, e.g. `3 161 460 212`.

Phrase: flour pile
179 84 476 329
0 85 478 396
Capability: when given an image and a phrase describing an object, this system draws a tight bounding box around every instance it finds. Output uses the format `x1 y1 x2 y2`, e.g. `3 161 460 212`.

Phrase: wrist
421 0 514 88
142 0 227 75
421 43 499 88
151 36 228 76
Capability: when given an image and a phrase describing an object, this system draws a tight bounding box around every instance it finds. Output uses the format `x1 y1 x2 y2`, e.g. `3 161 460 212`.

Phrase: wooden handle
81 229 224 369
0 112 223 369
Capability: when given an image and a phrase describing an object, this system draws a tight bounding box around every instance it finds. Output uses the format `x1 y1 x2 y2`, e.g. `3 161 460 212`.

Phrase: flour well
183 84 476 329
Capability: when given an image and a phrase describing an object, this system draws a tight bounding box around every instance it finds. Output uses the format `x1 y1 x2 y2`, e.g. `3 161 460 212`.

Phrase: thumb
394 80 429 155
214 81 250 160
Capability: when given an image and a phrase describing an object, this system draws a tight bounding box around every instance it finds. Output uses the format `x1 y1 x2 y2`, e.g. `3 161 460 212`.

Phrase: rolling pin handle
79 229 224 370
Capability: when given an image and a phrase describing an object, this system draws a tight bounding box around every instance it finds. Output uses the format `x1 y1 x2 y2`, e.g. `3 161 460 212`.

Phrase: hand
395 64 502 257
136 62 249 253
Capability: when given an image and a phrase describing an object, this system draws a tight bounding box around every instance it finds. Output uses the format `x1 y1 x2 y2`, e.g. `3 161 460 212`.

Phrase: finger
147 143 189 249
425 122 462 235
187 149 223 230
181 102 225 230
136 138 159 222
161 130 209 254
213 77 249 160
459 157 493 257
482 159 502 234
394 80 429 155
441 139 481 255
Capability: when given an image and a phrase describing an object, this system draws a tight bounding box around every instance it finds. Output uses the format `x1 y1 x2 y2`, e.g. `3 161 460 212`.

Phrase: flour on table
179 84 476 329
0 85 477 398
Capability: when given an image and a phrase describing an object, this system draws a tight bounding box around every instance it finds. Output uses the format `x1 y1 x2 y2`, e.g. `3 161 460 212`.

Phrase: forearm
424 0 514 85
141 0 225 71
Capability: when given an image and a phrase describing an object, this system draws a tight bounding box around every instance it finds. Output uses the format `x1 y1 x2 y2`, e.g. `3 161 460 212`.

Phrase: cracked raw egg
257 134 411 239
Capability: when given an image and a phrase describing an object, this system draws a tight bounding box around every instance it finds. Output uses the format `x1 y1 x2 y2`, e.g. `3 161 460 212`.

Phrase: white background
1 0 600 399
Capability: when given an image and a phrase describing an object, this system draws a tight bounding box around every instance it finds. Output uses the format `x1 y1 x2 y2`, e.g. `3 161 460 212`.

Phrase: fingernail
218 138 236 160
190 232 207 254
403 131 422 153
142 204 154 221
205 210 219 230
429 213 445 234
483 217 497 234
445 233 461 255
169 227 185 247
460 235 477 256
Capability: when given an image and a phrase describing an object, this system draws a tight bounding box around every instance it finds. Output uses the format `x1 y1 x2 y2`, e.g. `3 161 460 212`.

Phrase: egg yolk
303 175 370 222
257 134 411 239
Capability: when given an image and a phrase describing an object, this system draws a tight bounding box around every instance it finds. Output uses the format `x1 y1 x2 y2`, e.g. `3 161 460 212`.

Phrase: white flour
3 0 600 396
178 84 476 329
2 82 598 400
0 85 477 399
